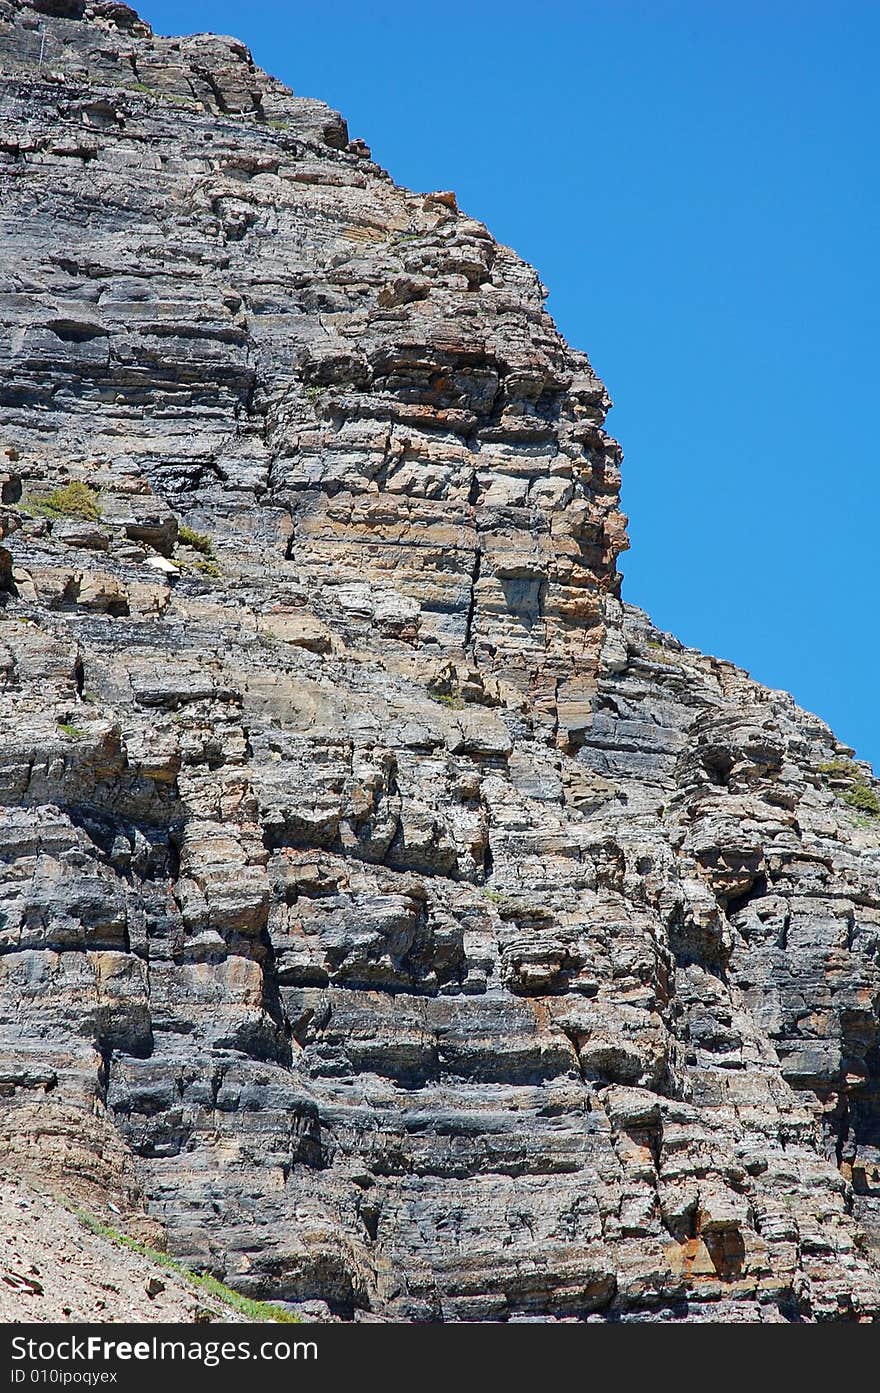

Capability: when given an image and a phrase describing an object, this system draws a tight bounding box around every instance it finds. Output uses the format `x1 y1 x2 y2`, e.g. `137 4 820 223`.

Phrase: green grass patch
177 525 214 557
24 482 100 522
177 526 220 579
57 721 85 740
843 781 880 816
70 1207 299 1323
817 759 854 777
188 557 221 579
429 691 466 710
818 759 880 817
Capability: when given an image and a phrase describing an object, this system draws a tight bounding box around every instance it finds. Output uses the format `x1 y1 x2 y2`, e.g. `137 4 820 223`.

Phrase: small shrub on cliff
430 690 466 710
56 721 84 740
303 384 326 409
176 525 220 578
189 557 221 579
818 759 880 817
177 524 214 556
817 759 853 778
843 780 880 816
26 481 101 522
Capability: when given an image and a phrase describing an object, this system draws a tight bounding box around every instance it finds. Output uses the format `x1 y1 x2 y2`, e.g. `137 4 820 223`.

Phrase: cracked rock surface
2 0 880 1323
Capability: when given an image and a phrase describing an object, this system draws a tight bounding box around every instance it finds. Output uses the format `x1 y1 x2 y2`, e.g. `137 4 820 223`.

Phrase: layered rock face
2 0 880 1323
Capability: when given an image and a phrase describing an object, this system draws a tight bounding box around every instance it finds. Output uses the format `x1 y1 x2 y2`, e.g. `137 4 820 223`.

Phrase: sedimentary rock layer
1 0 880 1322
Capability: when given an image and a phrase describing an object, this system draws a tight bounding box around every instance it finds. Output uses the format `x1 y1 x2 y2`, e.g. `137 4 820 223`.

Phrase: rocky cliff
2 0 880 1324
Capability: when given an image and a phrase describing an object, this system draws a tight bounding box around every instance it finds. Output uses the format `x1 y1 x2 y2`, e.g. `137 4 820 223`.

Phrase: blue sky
142 1 879 767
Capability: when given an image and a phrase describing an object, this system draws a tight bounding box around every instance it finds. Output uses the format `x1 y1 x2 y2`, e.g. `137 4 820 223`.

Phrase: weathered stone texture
1 0 880 1322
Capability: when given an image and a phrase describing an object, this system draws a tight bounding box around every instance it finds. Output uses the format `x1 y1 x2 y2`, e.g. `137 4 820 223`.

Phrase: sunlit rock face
2 0 880 1323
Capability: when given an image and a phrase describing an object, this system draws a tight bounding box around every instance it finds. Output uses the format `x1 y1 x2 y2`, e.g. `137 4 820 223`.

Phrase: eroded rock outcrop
2 0 880 1322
